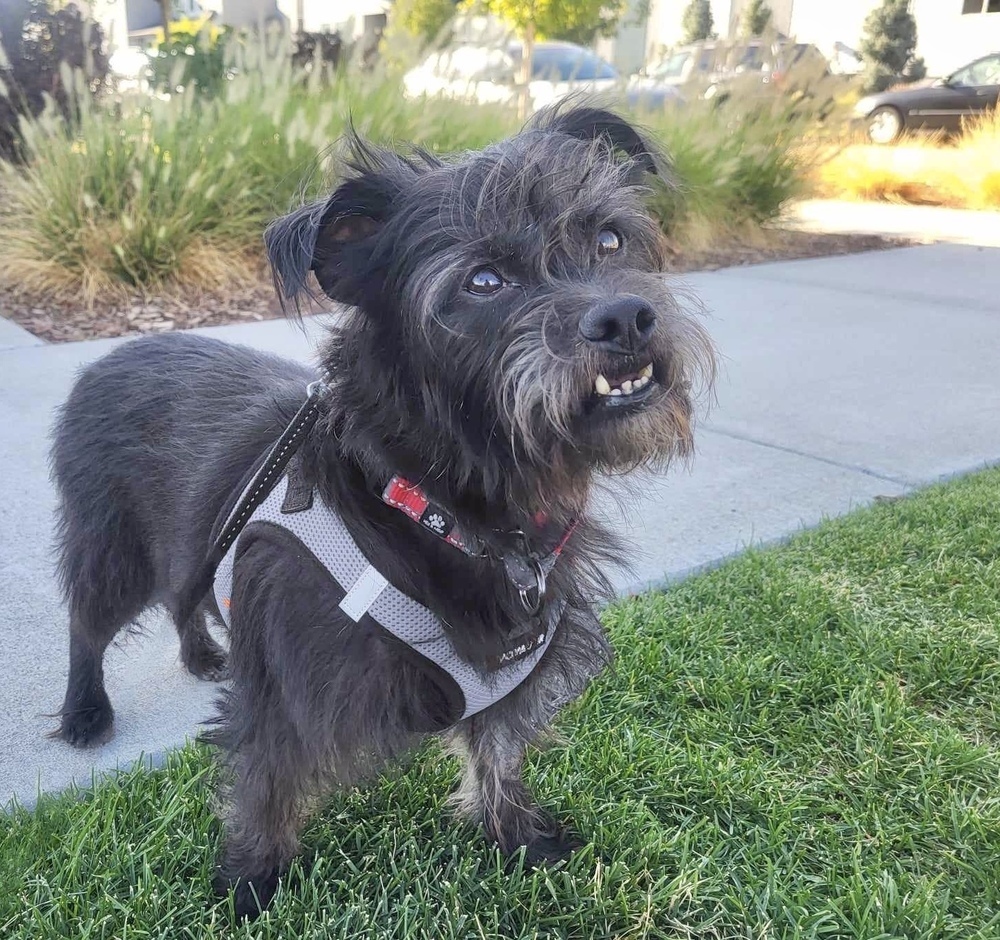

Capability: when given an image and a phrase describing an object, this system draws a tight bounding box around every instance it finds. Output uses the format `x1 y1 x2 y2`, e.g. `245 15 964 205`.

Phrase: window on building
988 0 1000 12
963 0 1000 12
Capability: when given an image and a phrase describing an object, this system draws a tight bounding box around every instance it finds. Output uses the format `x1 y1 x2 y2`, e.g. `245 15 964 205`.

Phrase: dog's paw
54 699 115 748
182 636 229 682
215 867 280 920
519 829 584 869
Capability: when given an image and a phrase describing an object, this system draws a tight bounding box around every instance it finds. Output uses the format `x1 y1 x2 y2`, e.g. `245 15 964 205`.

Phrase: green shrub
681 0 714 43
0 36 810 300
739 0 772 38
642 98 808 239
148 26 232 97
393 0 458 44
0 0 109 161
859 0 926 94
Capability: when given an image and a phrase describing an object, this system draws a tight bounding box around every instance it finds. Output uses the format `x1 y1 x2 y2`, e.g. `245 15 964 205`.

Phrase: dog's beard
495 292 715 483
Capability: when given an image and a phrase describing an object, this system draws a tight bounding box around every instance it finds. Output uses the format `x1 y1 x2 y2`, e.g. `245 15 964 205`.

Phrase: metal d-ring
517 555 547 616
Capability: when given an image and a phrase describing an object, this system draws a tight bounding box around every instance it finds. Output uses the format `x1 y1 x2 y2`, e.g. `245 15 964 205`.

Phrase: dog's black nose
579 297 656 353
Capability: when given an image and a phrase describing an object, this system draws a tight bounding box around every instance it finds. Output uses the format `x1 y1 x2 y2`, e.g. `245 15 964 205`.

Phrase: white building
642 0 1000 75
87 0 1000 76
73 0 130 51
595 0 650 74
85 0 386 48
273 0 389 40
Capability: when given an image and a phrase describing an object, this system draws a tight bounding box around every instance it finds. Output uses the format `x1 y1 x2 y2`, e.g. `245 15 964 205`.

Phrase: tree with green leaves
477 0 627 116
740 0 771 38
859 0 926 93
394 0 458 44
478 0 627 47
681 0 713 44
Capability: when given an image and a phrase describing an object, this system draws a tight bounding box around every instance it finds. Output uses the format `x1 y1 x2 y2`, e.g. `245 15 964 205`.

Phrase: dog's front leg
213 718 308 918
445 713 578 865
444 606 611 865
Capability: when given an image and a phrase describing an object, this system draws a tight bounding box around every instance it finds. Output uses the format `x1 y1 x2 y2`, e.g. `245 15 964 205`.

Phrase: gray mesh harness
214 474 557 721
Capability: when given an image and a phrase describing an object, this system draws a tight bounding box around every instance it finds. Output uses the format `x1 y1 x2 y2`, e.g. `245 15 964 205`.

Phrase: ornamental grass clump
0 38 518 301
640 95 813 247
0 42 322 300
0 32 814 302
814 110 1000 210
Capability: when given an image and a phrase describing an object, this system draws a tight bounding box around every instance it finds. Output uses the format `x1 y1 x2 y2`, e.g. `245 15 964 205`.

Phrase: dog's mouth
587 360 657 412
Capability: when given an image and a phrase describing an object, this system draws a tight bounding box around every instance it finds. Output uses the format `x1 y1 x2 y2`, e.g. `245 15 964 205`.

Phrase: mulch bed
0 281 300 345
666 230 909 272
1 232 909 344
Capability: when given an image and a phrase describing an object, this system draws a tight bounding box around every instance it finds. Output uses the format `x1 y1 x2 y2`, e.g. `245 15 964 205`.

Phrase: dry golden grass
813 111 1000 210
0 225 259 306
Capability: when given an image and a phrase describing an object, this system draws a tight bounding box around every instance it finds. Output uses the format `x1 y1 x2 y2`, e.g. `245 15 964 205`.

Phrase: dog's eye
597 229 622 256
466 267 504 295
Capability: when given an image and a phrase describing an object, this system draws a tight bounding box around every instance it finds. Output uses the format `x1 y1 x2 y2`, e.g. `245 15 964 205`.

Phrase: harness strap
213 473 563 723
182 382 576 626
176 379 326 625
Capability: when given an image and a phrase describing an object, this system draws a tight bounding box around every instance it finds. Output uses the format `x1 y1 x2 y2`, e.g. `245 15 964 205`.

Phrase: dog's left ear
540 106 663 178
265 137 409 314
264 183 392 314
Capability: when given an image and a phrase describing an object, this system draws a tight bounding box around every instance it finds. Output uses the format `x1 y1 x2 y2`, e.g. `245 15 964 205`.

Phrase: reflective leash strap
175 380 326 625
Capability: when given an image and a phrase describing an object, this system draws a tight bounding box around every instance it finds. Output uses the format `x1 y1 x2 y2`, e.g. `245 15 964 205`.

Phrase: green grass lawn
3 469 1000 939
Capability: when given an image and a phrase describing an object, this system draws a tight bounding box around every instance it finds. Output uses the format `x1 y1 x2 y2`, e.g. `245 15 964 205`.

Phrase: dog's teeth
595 374 611 396
620 379 633 395
635 375 649 388
610 388 622 396
640 363 654 379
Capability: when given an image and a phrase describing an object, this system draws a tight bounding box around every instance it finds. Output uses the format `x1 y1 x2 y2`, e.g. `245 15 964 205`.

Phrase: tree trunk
518 19 535 121
158 0 172 43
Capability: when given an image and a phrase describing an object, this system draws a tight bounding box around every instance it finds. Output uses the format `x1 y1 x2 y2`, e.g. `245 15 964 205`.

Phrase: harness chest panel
213 475 557 721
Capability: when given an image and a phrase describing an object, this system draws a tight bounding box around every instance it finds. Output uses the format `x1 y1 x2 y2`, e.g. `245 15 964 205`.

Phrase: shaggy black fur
50 106 715 919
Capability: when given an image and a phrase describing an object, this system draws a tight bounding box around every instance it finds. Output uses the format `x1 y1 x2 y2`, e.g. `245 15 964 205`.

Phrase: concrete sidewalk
785 199 1000 248
3 243 999 808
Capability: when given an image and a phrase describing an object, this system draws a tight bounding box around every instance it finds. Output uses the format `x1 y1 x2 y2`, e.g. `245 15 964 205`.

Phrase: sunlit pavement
2 243 999 807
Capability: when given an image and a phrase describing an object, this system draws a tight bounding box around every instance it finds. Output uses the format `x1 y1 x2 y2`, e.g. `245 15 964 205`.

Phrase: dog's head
267 106 715 507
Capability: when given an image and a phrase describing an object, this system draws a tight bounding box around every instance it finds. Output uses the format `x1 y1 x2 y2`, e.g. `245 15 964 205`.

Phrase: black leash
176 379 326 626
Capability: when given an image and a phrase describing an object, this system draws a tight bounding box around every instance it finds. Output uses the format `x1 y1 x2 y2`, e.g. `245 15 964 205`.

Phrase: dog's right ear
265 144 406 314
539 105 665 179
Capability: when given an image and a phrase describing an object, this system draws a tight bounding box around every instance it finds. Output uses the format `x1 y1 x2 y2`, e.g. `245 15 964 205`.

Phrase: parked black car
855 52 1000 143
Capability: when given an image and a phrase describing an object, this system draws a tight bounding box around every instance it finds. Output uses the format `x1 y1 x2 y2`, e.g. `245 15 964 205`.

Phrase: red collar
381 476 577 612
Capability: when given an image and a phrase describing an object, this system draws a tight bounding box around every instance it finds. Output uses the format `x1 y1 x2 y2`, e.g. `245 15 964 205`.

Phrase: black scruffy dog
51 106 715 918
